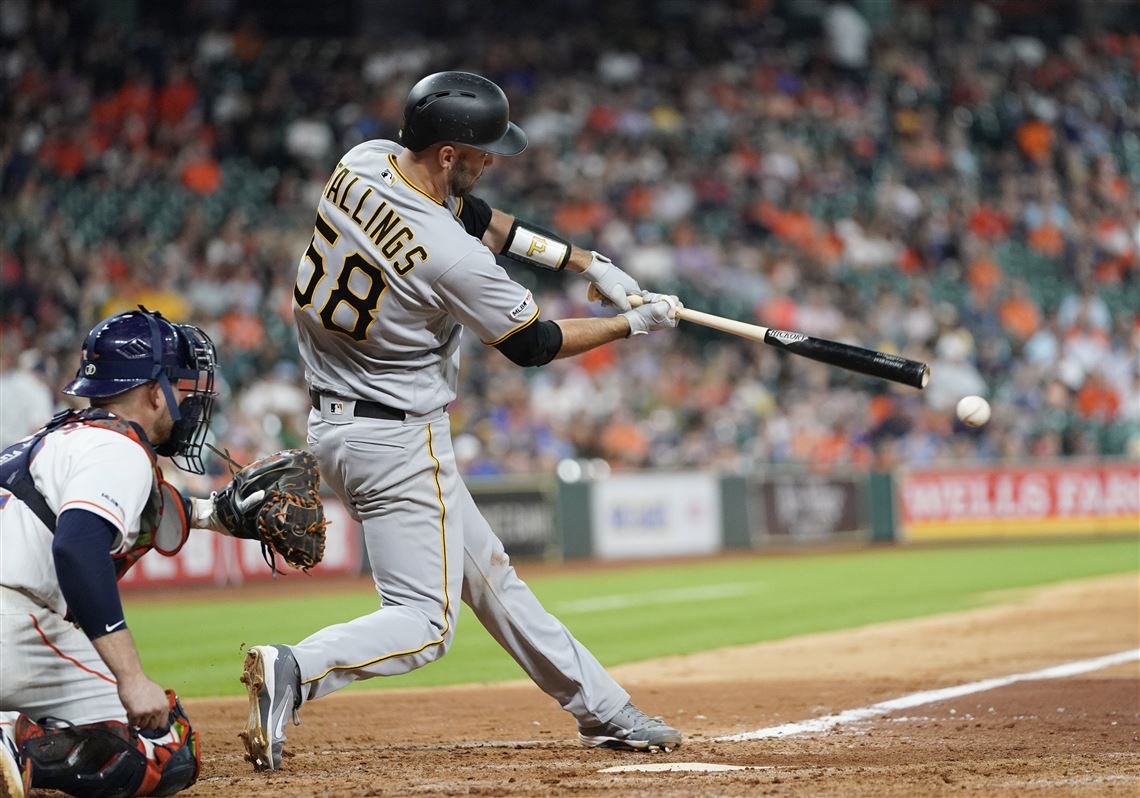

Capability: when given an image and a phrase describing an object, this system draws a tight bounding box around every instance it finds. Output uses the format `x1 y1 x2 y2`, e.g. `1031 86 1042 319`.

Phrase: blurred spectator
825 2 872 73
1 0 1137 478
0 346 54 447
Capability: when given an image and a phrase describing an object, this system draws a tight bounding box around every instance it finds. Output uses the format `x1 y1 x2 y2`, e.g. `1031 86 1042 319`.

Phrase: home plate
599 763 770 773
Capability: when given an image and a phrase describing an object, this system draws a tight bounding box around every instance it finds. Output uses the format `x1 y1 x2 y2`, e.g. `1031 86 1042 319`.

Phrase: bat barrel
762 329 931 389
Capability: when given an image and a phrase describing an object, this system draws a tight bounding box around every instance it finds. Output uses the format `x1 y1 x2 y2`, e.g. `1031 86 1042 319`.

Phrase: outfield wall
558 459 1137 559
119 458 1138 588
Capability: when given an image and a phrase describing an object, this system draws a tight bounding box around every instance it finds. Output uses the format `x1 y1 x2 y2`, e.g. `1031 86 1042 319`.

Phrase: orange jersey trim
30 613 118 685
59 499 125 530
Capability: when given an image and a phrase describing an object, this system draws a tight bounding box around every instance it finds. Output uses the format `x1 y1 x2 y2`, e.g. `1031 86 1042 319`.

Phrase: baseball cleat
239 645 302 771
0 723 27 798
578 702 683 752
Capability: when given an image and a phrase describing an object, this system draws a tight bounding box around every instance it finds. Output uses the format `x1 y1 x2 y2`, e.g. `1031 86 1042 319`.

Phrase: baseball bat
628 295 931 389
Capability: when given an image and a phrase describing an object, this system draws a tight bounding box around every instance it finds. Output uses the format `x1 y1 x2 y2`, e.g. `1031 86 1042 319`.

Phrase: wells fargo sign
899 462 1140 541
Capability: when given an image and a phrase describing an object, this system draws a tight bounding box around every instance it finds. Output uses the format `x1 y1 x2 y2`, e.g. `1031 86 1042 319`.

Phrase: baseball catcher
191 448 327 572
0 307 328 798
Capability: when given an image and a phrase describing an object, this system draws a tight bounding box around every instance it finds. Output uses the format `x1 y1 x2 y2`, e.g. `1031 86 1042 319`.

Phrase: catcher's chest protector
0 410 190 579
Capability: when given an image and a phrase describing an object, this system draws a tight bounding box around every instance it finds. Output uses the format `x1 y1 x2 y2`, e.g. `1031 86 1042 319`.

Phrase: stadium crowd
1 0 1137 491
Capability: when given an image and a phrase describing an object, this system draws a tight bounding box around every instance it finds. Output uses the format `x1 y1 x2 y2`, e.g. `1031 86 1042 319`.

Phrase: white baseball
956 395 991 427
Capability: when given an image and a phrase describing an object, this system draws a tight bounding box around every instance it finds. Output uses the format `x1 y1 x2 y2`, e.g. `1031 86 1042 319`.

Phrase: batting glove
623 294 683 336
580 251 641 312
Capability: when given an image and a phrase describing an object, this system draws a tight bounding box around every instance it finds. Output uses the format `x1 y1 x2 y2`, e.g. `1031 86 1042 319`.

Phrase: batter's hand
580 251 641 312
119 673 171 731
622 293 683 335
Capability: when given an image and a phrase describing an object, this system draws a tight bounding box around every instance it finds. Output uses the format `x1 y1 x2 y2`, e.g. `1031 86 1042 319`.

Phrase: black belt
310 389 405 421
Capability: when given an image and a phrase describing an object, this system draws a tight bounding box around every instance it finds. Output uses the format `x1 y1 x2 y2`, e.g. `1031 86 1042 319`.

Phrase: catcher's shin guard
16 691 200 797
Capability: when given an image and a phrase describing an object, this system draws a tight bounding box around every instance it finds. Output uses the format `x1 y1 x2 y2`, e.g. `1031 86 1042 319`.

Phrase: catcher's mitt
212 448 327 571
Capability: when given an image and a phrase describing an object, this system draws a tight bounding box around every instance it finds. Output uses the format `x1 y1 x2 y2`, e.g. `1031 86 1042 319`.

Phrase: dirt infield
179 573 1138 797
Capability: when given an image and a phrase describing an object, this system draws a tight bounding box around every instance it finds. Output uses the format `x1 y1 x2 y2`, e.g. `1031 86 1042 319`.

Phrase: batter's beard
448 158 483 197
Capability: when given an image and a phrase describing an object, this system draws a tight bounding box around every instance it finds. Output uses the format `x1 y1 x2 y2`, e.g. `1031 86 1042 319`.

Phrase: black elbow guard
494 319 563 367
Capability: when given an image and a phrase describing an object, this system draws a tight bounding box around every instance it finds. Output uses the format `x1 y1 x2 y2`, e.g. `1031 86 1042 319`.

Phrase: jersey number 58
294 214 388 341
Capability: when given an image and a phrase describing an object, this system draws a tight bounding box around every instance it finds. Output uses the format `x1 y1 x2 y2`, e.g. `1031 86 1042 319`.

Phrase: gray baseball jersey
294 139 538 414
286 142 630 732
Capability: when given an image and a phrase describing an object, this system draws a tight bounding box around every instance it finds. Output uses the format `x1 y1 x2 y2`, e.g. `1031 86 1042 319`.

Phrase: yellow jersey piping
482 307 541 345
388 154 445 206
302 423 451 685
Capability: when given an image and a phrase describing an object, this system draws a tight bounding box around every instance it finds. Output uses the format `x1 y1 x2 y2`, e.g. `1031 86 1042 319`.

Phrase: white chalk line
715 647 1140 742
599 763 770 773
554 582 762 614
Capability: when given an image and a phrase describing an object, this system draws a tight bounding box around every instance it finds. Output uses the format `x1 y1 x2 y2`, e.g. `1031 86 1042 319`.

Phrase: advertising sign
591 472 721 559
899 462 1140 541
469 482 558 558
750 473 866 544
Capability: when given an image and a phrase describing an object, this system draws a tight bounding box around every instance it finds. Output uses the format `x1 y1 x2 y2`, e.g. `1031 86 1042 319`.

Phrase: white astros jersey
0 424 152 615
294 139 538 414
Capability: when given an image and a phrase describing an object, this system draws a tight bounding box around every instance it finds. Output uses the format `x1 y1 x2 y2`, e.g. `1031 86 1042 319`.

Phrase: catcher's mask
63 307 218 474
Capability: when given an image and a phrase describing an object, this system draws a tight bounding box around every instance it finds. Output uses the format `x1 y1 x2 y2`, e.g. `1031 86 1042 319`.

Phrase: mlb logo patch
379 169 395 186
329 401 344 415
510 291 534 320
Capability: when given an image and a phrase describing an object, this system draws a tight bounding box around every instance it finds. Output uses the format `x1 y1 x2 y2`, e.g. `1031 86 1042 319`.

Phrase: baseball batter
0 309 216 798
241 71 684 769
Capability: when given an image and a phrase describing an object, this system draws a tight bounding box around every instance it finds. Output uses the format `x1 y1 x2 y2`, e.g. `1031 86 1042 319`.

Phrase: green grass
125 538 1139 697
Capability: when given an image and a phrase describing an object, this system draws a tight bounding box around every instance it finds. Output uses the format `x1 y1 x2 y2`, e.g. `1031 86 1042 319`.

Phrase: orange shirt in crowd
1075 378 1120 420
158 79 198 124
599 420 650 466
967 257 1002 294
578 342 617 374
898 247 922 274
552 200 608 235
622 185 654 219
758 295 798 330
181 157 222 194
998 295 1042 340
968 206 1012 240
1028 222 1065 256
39 138 85 176
220 311 266 350
1016 119 1054 163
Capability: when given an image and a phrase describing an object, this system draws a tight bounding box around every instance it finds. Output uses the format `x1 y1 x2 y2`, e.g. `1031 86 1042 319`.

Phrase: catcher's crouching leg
16 691 199 797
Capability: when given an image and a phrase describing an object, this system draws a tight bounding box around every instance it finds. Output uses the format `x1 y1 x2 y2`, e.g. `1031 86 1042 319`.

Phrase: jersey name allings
321 160 429 277
293 140 536 415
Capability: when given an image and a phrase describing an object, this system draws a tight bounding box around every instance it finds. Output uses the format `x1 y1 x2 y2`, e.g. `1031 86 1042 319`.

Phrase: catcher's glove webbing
210 447 327 572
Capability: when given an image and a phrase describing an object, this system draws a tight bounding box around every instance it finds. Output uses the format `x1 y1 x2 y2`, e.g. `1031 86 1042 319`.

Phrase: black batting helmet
399 71 527 156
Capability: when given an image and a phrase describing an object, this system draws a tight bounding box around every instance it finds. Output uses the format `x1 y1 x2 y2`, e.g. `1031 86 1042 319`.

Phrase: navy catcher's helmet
63 307 217 474
399 71 527 156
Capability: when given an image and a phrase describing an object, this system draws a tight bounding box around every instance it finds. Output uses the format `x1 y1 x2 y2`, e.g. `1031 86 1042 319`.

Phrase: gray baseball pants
293 399 628 726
